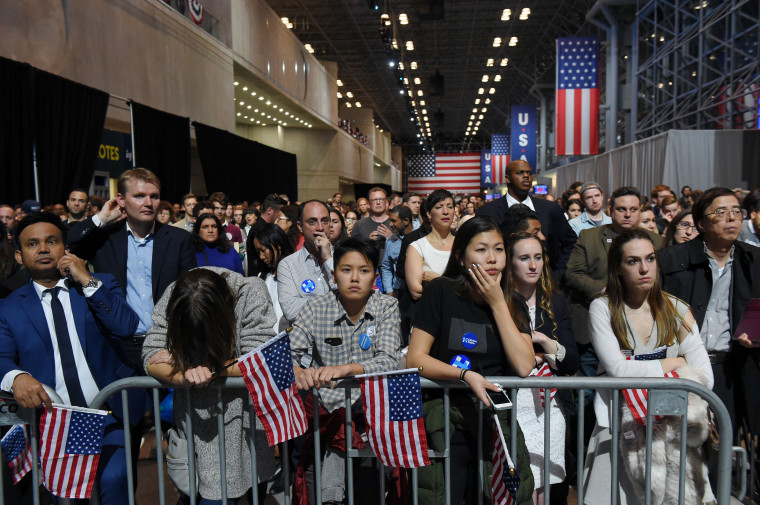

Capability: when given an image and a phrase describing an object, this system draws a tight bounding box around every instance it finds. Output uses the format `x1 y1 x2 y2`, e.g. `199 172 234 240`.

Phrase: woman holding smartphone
407 216 536 505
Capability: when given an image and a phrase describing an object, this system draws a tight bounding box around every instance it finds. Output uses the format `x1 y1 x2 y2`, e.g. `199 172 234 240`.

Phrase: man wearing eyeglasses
277 200 337 322
660 187 760 453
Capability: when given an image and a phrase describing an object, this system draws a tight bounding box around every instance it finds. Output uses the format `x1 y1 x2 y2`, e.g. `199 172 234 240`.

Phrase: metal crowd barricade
0 376 740 505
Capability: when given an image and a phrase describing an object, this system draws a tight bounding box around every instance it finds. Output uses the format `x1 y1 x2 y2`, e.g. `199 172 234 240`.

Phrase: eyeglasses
676 221 697 230
276 216 291 221
705 208 747 220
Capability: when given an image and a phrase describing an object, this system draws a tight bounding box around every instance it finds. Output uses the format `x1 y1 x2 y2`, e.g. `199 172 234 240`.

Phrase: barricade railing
0 376 739 505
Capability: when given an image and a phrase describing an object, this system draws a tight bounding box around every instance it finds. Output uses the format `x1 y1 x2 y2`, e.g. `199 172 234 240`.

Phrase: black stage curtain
34 71 109 206
195 122 298 203
0 57 35 205
354 183 393 201
131 102 190 203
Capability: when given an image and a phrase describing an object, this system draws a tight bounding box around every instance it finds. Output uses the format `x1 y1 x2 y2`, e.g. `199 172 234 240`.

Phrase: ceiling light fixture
500 58 508 67
519 8 531 20
509 36 518 46
399 13 408 24
410 61 418 69
478 88 485 94
482 75 489 82
501 9 511 21
489 88 496 94
486 58 494 67
493 37 502 47
346 91 353 98
398 62 405 70
494 75 502 82
406 41 415 51
304 43 315 53
337 79 343 86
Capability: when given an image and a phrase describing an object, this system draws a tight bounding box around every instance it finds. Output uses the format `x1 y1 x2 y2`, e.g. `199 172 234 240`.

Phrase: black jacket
68 217 197 302
659 237 760 431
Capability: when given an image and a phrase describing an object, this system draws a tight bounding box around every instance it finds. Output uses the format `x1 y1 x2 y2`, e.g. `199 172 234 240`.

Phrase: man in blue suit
0 213 142 505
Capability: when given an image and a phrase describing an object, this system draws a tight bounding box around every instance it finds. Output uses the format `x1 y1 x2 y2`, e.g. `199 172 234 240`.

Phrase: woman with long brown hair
505 232 578 503
583 228 712 505
143 267 277 504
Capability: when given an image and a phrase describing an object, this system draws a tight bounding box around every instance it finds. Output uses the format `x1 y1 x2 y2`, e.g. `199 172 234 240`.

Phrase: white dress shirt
505 192 535 211
1 279 102 406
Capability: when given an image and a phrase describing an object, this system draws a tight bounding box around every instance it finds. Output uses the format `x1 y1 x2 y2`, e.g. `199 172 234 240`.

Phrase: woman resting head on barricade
142 267 277 505
504 232 579 503
407 216 536 505
583 228 714 505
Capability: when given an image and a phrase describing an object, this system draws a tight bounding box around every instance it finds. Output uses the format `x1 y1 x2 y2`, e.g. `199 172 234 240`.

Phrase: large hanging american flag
491 135 510 185
408 153 482 194
239 331 307 446
359 369 431 468
491 418 520 505
555 37 600 156
1 424 33 484
39 404 107 499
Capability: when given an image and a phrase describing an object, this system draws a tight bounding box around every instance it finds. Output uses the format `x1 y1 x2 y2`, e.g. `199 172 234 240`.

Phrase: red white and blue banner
555 37 600 156
408 153 482 194
187 0 204 25
481 134 510 187
510 106 537 172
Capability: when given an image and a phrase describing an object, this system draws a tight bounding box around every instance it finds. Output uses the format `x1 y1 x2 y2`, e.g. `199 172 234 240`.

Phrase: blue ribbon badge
450 354 471 370
461 332 478 350
301 279 316 293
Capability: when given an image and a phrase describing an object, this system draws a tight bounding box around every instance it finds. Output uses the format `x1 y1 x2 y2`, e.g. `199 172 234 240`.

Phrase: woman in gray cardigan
142 266 277 504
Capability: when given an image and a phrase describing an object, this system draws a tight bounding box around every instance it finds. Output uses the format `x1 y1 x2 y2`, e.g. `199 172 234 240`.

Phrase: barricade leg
216 389 227 505
576 388 585 505
152 389 166 505
247 402 258 505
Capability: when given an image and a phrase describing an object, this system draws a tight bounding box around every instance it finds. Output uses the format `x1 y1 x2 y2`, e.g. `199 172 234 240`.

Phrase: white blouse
588 296 713 428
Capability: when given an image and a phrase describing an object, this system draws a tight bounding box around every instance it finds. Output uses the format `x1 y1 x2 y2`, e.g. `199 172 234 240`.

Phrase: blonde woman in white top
406 189 456 300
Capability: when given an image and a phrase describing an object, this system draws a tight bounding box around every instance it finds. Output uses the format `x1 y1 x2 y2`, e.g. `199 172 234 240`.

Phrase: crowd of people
1 162 759 505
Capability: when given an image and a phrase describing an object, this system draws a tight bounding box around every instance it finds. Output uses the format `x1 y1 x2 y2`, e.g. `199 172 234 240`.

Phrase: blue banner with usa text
481 150 494 188
510 105 537 172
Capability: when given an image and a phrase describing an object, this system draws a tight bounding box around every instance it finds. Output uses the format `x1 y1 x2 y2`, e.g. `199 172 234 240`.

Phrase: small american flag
359 369 431 468
621 347 678 425
491 418 520 505
534 363 557 408
491 135 510 185
239 331 307 446
39 404 106 499
408 153 482 194
1 424 33 484
555 37 600 156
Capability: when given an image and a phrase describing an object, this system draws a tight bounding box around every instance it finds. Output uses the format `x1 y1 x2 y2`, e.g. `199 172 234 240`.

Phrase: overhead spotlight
500 58 509 67
475 98 481 104
346 103 352 107
233 81 239 86
304 43 315 53
489 88 496 94
493 37 502 47
389 60 396 68
478 88 484 95
519 8 531 20
398 62 405 70
399 13 408 24
419 100 426 106
494 75 502 82
406 41 415 51
399 89 405 95
251 91 256 96
414 77 421 84
346 91 354 98
337 79 344 86
482 75 489 82
242 86 248 91
410 61 418 69
355 102 362 107
485 98 491 104
509 36 518 46
486 58 494 67
239 101 244 105
501 8 511 21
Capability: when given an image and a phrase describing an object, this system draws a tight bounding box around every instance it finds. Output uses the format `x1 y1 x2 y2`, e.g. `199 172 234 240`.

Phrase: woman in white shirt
406 189 456 300
583 228 713 505
250 223 293 332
